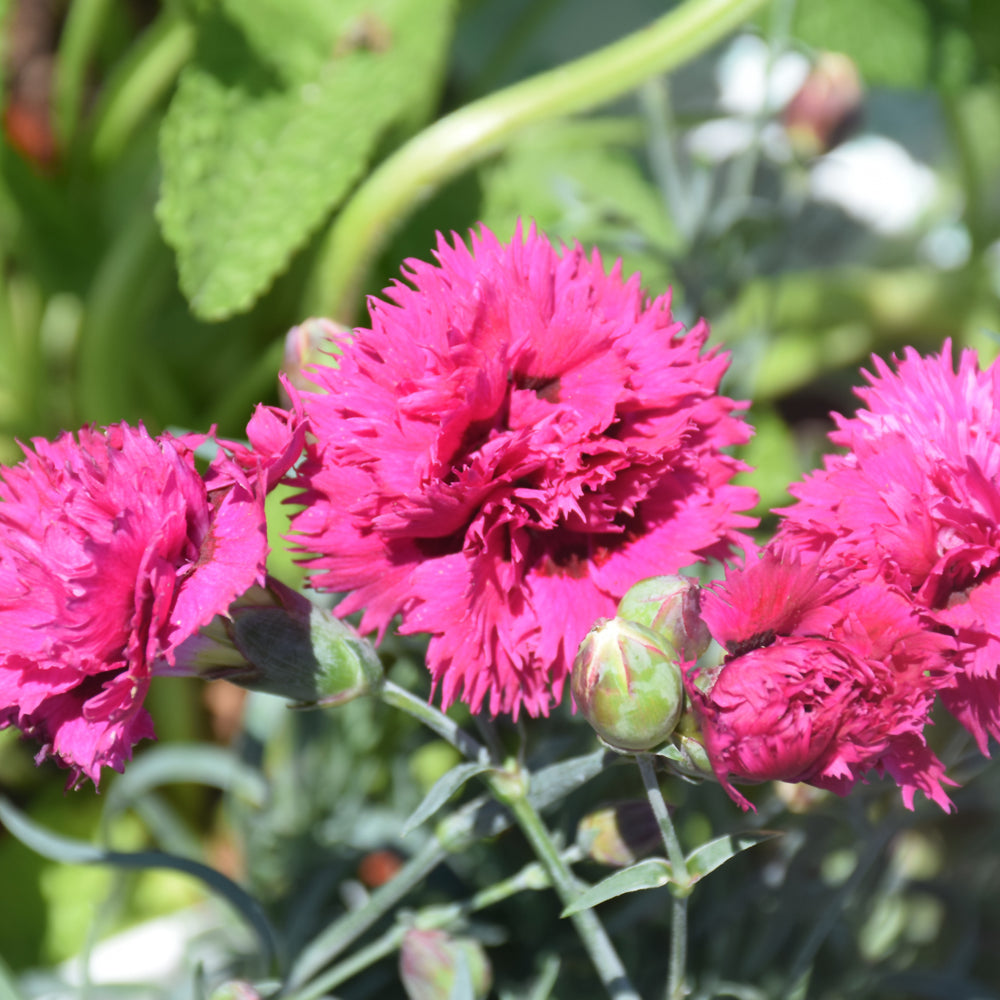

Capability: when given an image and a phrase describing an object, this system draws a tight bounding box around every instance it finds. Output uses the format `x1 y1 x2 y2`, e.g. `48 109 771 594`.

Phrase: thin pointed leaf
105 743 269 817
526 954 561 1000
0 795 279 970
560 857 672 917
528 749 609 811
685 831 779 883
401 762 494 837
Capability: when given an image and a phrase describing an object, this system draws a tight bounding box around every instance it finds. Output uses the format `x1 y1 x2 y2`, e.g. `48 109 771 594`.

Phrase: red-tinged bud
576 800 661 867
782 52 863 158
571 618 685 753
399 929 492 1000
207 983 261 1000
617 575 711 661
170 576 383 705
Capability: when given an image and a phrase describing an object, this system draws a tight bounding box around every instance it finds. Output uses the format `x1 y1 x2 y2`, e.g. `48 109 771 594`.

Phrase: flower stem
288 848 583 1000
637 754 688 1000
305 0 771 323
379 680 488 762
285 836 445 991
373 684 635 995
494 772 642 1000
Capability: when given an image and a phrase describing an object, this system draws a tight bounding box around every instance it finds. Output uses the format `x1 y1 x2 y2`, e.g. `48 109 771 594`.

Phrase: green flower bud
399 929 492 1000
658 712 716 782
616 575 711 661
571 617 685 753
576 800 661 867
172 576 383 705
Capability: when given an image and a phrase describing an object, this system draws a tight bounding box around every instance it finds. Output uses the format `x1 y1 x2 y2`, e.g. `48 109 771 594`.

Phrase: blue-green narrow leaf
401 762 494 837
560 857 672 917
685 831 779 883
104 743 269 817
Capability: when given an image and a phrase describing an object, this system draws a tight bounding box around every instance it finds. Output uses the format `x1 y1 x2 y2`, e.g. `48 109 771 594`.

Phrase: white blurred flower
686 34 809 162
717 34 811 116
809 135 939 235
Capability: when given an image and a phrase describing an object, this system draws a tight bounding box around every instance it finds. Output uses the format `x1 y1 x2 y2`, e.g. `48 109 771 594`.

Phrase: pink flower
0 405 304 785
777 343 1000 751
692 551 955 810
292 225 757 718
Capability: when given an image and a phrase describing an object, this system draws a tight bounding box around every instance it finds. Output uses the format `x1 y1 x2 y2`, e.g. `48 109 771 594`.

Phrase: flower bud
571 617 685 753
170 576 383 705
658 713 716 782
207 983 262 1000
616 575 711 661
399 929 492 1000
782 52 863 158
280 317 348 400
576 800 661 867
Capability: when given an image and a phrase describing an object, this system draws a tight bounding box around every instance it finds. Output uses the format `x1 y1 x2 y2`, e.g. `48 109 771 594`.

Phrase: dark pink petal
292 224 757 717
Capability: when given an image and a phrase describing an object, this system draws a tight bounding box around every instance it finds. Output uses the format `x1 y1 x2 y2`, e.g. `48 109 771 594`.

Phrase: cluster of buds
571 576 711 758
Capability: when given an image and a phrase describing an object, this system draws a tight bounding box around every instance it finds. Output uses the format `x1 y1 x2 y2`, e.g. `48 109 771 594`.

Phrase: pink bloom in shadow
692 551 955 811
292 225 757 718
0 405 304 785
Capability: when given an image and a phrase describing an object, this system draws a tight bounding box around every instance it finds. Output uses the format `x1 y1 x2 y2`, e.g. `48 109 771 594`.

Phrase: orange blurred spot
3 100 57 168
357 849 404 888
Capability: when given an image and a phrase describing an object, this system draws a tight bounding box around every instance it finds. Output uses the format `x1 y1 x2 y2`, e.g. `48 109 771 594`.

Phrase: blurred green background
4 0 1000 997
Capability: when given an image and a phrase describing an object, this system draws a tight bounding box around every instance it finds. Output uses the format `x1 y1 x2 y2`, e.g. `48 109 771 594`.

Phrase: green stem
380 680 489 762
88 11 196 167
498 777 642 1000
284 836 446 991
53 0 113 148
76 209 165 424
638 754 688 1000
305 0 771 322
289 849 583 1000
376 684 634 997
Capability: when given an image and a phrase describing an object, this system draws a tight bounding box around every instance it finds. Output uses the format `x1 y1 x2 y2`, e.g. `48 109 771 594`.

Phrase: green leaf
401 762 495 837
158 0 455 320
104 743 269 818
791 0 931 88
0 794 279 970
561 831 778 916
527 748 609 812
560 857 672 916
685 831 779 883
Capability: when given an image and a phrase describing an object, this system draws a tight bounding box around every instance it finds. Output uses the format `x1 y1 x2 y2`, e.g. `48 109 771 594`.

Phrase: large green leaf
158 0 455 320
791 0 931 88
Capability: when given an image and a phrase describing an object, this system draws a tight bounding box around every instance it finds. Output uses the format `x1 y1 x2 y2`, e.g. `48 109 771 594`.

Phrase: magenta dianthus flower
692 551 955 811
0 405 303 785
292 225 757 718
777 342 1000 752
